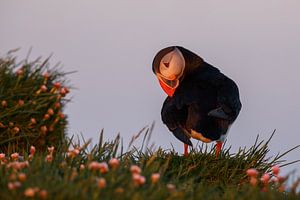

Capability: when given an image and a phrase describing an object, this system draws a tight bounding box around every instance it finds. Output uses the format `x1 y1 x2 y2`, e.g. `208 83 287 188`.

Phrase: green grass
0 128 299 200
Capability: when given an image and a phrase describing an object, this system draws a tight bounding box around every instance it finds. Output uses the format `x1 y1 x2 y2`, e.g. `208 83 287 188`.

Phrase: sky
1 0 299 177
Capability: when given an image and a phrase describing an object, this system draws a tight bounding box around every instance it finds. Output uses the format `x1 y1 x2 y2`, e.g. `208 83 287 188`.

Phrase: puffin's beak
158 78 176 97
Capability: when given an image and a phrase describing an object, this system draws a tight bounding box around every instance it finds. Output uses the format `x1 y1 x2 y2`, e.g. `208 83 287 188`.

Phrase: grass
0 127 299 200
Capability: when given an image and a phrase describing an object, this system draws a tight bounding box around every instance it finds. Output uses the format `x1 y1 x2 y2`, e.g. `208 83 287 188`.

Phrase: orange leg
216 141 223 157
184 143 189 157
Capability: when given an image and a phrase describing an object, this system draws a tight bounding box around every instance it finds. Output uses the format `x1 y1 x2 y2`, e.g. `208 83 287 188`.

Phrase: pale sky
1 0 299 177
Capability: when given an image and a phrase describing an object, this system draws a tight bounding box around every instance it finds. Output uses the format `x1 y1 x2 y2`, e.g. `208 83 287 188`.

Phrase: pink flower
16 69 24 76
54 102 61 109
97 178 106 189
24 188 36 197
130 165 141 174
40 126 48 134
11 153 19 160
67 149 80 158
13 127 20 134
99 162 109 174
47 108 54 115
166 184 176 192
53 82 61 89
30 118 37 124
43 114 50 120
43 72 49 79
260 173 270 184
246 168 258 177
39 190 48 199
80 164 85 170
60 88 67 96
132 174 146 186
45 155 53 163
1 100 8 107
0 153 5 160
88 161 101 171
40 85 47 92
18 100 24 106
8 181 21 190
151 173 160 184
59 113 65 119
109 158 120 169
30 146 36 155
271 165 280 176
47 146 54 155
18 173 26 182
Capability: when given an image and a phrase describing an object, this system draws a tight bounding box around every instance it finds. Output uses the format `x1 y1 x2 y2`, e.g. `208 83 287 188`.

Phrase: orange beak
158 79 176 97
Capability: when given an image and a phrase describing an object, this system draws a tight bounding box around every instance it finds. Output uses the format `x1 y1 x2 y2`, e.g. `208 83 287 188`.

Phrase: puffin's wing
210 76 242 122
161 97 192 146
199 64 242 121
172 128 193 146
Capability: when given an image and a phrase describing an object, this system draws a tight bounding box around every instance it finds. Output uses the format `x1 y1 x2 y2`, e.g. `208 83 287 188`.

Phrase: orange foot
216 141 223 157
184 143 189 157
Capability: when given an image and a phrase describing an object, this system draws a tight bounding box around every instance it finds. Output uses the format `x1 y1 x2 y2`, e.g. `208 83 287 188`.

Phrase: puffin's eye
163 62 169 68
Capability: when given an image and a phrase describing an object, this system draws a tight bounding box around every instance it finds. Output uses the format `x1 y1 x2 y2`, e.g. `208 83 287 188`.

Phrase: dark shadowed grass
0 127 299 200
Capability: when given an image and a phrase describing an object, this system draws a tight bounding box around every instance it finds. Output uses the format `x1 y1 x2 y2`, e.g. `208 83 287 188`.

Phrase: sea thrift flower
53 82 61 89
16 69 24 76
18 100 24 106
30 146 36 156
67 148 80 158
11 153 19 160
88 161 101 171
1 100 8 107
43 114 50 120
45 155 53 163
47 108 54 115
54 102 60 109
43 72 49 79
24 188 36 197
30 118 37 124
40 126 48 134
97 178 106 189
132 174 146 186
80 164 85 171
59 112 65 119
40 85 47 92
246 168 258 177
60 88 67 96
260 173 270 184
39 190 48 199
0 153 5 160
130 165 141 174
109 158 120 169
99 162 109 174
48 146 55 155
13 127 20 134
18 173 26 182
8 181 21 190
166 184 176 192
0 122 6 128
272 165 280 176
151 173 160 184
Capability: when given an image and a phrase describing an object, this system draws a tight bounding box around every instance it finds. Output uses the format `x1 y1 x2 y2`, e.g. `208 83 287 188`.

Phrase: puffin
152 46 242 156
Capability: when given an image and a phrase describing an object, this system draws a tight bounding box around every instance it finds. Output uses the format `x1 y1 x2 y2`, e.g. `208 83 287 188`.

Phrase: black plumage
153 46 242 146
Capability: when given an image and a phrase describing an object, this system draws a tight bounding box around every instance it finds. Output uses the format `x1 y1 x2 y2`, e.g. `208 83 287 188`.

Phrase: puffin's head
152 46 203 97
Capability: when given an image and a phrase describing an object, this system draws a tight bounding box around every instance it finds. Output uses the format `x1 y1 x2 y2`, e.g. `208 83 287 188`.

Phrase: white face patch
159 48 185 80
